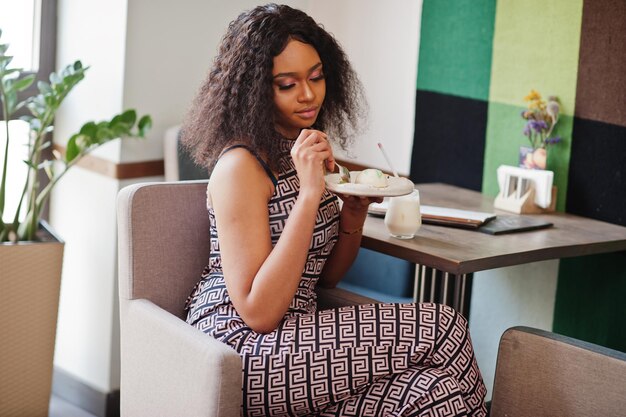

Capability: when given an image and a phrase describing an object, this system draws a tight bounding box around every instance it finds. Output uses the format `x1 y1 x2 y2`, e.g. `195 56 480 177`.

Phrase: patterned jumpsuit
185 139 487 417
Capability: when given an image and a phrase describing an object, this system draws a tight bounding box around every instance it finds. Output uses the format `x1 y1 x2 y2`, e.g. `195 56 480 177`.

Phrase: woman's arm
211 131 332 333
317 195 382 288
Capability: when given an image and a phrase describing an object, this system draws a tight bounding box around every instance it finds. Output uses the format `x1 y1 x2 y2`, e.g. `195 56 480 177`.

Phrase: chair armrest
491 326 626 417
120 299 241 417
316 286 379 309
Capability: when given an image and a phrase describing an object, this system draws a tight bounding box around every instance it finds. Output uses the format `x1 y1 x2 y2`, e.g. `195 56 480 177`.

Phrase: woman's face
272 39 326 138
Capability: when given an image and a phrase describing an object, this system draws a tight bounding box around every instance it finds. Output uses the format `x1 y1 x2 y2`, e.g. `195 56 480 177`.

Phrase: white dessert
354 169 388 188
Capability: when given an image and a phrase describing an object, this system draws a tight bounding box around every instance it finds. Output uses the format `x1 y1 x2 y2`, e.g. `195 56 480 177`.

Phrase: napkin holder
494 165 557 214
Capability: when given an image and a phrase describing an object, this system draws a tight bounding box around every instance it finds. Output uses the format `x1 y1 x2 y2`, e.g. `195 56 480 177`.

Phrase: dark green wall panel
410 90 486 191
566 118 626 226
554 252 626 352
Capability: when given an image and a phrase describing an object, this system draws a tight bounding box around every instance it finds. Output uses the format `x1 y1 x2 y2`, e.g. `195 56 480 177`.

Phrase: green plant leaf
23 159 37 169
0 54 13 71
66 135 80 162
119 109 137 125
5 90 17 114
110 123 128 137
0 43 8 54
138 115 152 137
12 74 35 92
26 101 44 118
37 80 52 94
49 71 62 85
79 121 97 138
96 126 115 143
14 98 30 112
1 67 19 80
44 94 56 107
28 117 41 131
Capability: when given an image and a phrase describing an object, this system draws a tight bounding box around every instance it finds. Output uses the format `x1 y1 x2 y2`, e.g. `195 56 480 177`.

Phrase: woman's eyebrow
273 62 323 79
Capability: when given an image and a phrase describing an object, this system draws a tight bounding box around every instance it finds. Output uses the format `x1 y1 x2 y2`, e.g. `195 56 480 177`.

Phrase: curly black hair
181 3 366 172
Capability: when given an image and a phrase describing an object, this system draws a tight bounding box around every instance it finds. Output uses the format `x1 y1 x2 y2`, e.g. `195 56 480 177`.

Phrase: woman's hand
335 194 383 231
290 129 334 198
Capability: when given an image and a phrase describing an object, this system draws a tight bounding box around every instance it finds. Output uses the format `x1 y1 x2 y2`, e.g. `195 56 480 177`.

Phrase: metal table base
413 265 472 318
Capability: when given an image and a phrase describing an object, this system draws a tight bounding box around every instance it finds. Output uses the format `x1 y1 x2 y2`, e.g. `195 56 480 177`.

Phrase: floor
49 395 98 417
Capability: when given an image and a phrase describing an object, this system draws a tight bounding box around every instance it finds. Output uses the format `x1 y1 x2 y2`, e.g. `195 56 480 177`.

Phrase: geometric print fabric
185 139 486 416
243 303 486 416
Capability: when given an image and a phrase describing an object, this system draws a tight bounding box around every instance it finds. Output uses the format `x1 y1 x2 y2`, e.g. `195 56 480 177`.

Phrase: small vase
519 146 547 170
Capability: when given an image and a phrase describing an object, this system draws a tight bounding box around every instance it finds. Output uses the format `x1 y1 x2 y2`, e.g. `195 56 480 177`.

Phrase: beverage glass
384 190 421 239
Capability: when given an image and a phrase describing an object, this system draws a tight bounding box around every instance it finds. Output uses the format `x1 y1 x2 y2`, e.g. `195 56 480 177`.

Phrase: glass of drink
384 190 421 239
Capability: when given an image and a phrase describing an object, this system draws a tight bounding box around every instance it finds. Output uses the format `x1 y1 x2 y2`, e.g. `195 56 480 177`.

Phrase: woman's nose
298 82 315 102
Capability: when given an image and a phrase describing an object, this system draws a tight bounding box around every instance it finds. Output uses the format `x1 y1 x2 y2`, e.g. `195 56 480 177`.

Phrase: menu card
368 202 496 229
477 215 553 235
420 205 496 229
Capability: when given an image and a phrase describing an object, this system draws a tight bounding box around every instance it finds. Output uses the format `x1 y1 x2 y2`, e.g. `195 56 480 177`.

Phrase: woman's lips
296 108 317 119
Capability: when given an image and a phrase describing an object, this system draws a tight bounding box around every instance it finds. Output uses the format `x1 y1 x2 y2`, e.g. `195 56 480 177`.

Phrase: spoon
335 161 351 183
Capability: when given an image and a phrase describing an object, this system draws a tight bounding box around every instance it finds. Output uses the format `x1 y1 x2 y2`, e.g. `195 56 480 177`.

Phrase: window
0 0 40 71
1 0 56 222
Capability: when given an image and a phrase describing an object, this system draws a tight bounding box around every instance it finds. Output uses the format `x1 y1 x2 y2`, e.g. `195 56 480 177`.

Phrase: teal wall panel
416 0 496 101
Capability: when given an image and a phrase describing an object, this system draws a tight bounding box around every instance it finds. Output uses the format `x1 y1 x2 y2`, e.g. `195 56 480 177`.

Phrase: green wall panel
413 0 625 355
554 252 626 352
482 102 572 211
416 0 496 101
489 0 583 115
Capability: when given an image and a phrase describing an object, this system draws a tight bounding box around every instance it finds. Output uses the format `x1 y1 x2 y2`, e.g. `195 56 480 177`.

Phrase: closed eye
278 84 296 91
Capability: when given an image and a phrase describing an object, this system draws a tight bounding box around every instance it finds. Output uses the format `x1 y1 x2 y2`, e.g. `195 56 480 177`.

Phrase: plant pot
0 221 64 416
519 146 547 170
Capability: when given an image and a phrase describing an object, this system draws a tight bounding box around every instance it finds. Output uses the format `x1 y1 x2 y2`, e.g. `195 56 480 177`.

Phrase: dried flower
521 89 562 150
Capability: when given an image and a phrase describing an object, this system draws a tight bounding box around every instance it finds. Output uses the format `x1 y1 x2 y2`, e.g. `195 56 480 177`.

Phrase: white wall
470 261 559 399
52 0 129 393
54 0 128 162
307 0 422 174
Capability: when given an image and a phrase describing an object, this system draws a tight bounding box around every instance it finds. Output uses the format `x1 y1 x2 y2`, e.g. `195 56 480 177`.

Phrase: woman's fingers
303 131 335 172
336 194 383 207
293 130 334 166
297 129 327 145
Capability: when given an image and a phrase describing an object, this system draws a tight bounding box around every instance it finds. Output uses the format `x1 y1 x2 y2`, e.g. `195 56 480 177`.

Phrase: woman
183 4 486 416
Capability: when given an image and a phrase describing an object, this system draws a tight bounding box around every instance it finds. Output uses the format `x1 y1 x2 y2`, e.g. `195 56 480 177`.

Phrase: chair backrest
163 125 209 181
117 181 210 319
490 326 626 417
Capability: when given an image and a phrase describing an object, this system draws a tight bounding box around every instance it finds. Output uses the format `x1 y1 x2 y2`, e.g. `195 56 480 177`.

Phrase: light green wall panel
482 102 572 211
489 0 583 115
416 0 496 101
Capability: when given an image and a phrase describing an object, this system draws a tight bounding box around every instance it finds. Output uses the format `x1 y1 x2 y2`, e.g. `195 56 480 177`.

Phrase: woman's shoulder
210 144 275 197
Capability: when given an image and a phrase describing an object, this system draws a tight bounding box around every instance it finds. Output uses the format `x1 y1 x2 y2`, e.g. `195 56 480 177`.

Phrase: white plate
325 171 415 197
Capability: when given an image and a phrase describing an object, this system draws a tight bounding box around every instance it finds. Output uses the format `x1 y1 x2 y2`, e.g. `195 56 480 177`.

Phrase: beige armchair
117 180 377 417
490 326 626 417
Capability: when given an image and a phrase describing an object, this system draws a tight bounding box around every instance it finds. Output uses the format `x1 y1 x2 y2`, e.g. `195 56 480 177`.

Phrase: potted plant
0 29 151 415
519 89 562 170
